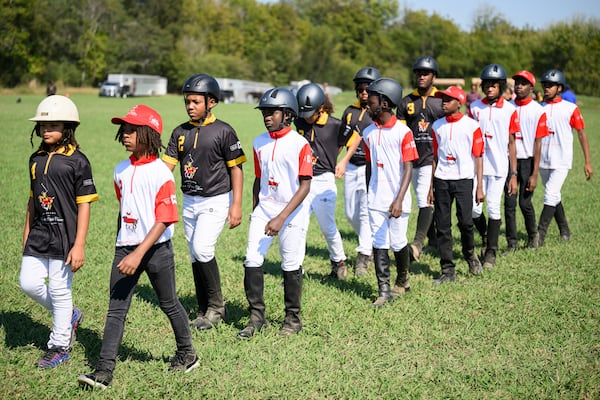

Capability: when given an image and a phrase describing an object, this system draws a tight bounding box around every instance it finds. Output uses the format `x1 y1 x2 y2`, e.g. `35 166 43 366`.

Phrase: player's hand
584 163 593 180
476 187 485 204
228 207 242 229
388 199 402 218
265 216 284 236
66 245 85 272
117 252 142 276
507 176 518 196
335 162 346 179
526 175 537 192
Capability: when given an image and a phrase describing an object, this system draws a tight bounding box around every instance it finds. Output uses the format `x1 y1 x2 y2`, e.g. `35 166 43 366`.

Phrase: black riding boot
410 207 434 260
473 214 488 257
554 202 571 241
372 248 393 307
537 205 556 247
281 269 303 336
483 218 501 269
392 246 410 297
237 267 266 339
191 261 207 317
190 258 225 330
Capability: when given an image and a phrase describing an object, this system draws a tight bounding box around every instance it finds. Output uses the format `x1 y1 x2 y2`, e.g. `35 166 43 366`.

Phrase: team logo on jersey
230 141 242 152
418 119 430 133
122 212 138 232
183 155 198 179
268 176 279 191
311 155 319 165
38 191 54 211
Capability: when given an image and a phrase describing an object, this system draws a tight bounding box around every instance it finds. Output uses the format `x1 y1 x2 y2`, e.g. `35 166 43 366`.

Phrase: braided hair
31 122 80 153
115 124 164 157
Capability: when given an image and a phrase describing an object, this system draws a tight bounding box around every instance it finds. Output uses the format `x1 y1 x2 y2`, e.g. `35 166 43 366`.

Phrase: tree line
2 0 599 95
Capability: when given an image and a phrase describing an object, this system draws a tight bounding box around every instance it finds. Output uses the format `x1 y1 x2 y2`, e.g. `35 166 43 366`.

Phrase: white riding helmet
30 95 80 125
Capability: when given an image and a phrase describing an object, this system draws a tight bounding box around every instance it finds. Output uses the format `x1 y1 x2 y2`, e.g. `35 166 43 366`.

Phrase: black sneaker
168 351 199 373
527 233 539 249
78 371 112 390
467 256 483 275
433 273 456 285
190 310 223 331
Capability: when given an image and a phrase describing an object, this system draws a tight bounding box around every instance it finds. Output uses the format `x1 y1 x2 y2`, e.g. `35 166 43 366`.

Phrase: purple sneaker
39 348 69 368
69 308 84 349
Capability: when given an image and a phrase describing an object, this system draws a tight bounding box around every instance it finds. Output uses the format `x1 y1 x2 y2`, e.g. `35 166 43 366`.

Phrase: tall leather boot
473 214 488 257
237 267 266 339
391 246 410 297
280 269 303 336
554 202 571 241
483 218 501 269
190 261 208 322
190 258 225 330
372 248 393 307
410 207 434 261
537 205 556 247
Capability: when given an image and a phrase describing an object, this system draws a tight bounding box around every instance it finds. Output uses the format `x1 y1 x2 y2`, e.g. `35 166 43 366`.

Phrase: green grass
0 92 599 399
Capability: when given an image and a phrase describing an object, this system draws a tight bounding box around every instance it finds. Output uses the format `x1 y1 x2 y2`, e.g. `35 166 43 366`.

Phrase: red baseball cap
512 70 536 86
111 104 163 134
435 86 466 105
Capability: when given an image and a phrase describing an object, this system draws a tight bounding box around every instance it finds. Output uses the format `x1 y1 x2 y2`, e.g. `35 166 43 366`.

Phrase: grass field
0 91 598 399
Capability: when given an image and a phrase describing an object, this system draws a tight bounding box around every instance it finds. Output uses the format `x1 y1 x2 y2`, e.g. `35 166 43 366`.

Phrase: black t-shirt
295 113 345 176
396 88 444 168
24 146 98 260
340 103 373 166
163 114 246 196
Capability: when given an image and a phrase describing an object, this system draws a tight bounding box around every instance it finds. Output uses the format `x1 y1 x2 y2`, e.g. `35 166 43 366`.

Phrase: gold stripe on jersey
162 154 178 166
226 154 247 168
345 131 360 148
76 193 99 204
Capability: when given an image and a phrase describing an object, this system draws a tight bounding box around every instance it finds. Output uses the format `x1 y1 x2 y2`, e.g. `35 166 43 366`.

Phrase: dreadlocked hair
31 122 80 152
115 124 164 157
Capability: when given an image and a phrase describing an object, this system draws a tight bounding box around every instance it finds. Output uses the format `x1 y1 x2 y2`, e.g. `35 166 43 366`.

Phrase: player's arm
265 177 311 236
117 222 169 276
389 161 412 218
475 155 485 204
507 134 518 195
577 128 593 180
228 165 243 229
335 133 360 178
66 202 91 272
22 197 34 250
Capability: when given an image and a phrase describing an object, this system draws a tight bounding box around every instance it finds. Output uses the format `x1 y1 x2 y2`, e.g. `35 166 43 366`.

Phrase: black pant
434 178 475 269
504 158 537 247
97 241 194 373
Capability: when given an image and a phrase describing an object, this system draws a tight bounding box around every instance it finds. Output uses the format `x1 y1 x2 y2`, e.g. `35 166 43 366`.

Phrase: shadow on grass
0 311 155 366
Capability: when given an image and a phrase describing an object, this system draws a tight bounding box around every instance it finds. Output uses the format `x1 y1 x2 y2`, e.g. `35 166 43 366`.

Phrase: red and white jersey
432 113 484 180
514 97 549 159
469 97 520 177
540 96 585 170
363 116 419 212
253 126 313 216
114 155 179 246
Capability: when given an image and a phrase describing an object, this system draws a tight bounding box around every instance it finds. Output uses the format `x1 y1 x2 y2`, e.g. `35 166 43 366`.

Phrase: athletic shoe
78 371 112 390
190 310 223 330
38 348 69 368
409 243 421 262
329 260 347 280
168 351 199 373
433 272 456 285
354 253 370 277
467 257 483 275
69 307 84 349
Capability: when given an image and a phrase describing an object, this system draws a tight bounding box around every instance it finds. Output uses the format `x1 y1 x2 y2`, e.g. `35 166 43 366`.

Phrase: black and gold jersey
340 103 373 166
163 114 246 197
295 112 345 176
24 145 98 260
396 88 444 168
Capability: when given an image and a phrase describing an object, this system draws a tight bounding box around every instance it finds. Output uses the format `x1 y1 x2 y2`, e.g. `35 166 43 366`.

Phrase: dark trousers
434 178 475 269
504 158 537 247
97 241 193 373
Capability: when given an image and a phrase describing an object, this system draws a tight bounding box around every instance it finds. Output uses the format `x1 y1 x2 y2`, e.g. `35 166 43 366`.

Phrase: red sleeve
509 110 520 135
114 180 121 201
298 143 313 177
253 149 261 178
401 131 419 162
155 180 179 224
363 137 371 162
432 129 439 157
570 108 585 130
535 113 550 139
472 127 484 157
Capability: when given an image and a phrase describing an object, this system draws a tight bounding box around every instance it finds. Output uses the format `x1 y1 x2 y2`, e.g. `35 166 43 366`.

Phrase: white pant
20 256 73 350
540 168 569 206
412 165 433 209
183 193 230 262
472 175 505 220
244 206 308 272
369 209 410 251
307 173 346 262
343 163 372 255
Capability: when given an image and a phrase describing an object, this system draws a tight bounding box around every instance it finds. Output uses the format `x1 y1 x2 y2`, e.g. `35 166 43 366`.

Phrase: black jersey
163 114 246 197
24 145 98 260
396 88 444 168
295 112 345 176
340 102 373 166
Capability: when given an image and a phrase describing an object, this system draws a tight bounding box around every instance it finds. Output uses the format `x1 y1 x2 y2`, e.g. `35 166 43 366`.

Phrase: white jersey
540 97 585 170
362 116 418 212
469 97 520 177
114 155 178 246
514 97 549 159
432 113 484 180
253 126 313 217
